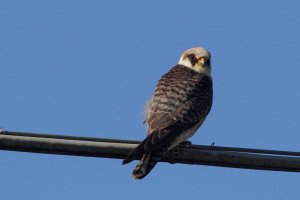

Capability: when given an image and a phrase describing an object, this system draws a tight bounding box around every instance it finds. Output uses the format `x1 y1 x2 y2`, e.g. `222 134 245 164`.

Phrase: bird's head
178 47 211 76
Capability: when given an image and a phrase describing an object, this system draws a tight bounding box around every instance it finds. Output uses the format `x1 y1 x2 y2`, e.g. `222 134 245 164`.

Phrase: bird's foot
179 140 192 147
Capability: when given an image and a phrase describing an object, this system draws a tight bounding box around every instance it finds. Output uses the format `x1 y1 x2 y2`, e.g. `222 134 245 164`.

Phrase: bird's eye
188 54 197 65
189 54 195 60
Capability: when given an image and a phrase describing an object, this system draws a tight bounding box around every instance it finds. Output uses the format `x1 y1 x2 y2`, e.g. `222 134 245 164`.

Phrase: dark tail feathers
122 135 159 179
132 153 157 180
122 139 147 165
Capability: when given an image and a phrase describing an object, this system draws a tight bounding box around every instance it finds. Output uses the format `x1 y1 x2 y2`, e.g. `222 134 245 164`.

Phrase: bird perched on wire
123 47 213 179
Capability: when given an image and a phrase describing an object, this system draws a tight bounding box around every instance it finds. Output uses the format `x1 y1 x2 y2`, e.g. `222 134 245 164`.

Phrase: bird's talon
180 140 192 147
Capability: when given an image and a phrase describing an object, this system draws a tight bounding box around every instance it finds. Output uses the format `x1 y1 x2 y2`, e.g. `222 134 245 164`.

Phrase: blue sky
1 0 300 199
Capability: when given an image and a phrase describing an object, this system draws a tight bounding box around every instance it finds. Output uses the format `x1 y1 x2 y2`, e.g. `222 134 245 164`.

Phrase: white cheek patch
178 58 193 68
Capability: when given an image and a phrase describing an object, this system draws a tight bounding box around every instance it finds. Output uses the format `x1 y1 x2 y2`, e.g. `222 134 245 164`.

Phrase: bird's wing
147 98 189 132
147 92 210 134
147 65 212 137
123 66 212 164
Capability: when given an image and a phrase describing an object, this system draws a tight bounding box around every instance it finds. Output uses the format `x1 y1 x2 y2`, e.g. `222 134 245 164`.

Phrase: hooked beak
197 57 205 66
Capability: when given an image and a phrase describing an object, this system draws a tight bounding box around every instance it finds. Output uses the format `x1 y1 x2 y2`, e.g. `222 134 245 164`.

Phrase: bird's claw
179 140 192 147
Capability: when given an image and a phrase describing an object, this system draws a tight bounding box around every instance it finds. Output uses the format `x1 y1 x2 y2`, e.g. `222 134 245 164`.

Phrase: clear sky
1 0 300 199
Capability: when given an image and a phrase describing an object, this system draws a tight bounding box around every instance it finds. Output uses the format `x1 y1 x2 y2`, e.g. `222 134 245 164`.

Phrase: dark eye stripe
188 54 197 65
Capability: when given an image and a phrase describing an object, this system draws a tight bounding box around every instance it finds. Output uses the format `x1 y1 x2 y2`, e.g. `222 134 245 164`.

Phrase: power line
1 130 300 172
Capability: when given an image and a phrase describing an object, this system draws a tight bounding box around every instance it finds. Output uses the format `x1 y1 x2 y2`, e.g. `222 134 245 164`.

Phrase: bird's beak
197 57 205 66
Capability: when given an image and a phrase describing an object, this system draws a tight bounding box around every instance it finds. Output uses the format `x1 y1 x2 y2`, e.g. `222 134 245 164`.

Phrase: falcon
123 47 213 179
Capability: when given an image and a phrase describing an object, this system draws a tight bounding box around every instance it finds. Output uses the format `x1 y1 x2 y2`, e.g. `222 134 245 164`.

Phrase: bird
122 47 213 179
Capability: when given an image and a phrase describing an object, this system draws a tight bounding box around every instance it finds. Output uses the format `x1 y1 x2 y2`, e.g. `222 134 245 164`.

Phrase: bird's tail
132 153 158 180
122 135 160 179
122 139 148 165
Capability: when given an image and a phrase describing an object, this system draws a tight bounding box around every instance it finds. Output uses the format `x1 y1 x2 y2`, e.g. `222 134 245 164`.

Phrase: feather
123 48 213 179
